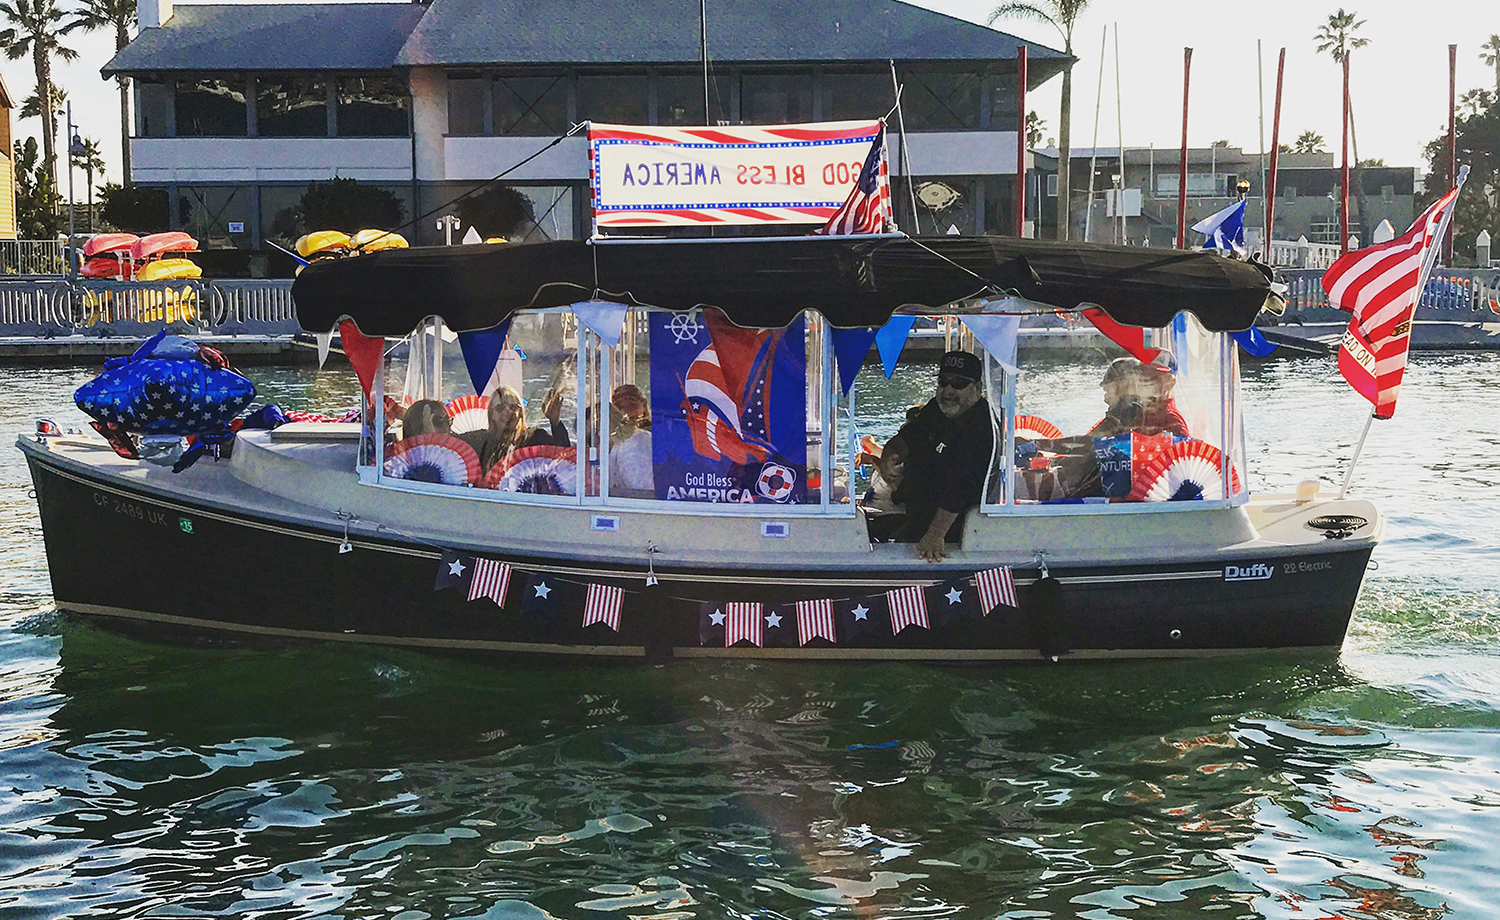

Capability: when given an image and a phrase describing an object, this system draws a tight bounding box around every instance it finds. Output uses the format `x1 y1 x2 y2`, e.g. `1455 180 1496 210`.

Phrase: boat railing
0 278 300 338
1276 267 1500 322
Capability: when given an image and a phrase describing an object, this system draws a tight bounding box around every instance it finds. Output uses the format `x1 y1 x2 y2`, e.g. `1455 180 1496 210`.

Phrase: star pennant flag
521 572 562 619
1321 173 1464 419
795 598 837 646
810 126 892 236
974 566 1018 614
840 597 884 641
467 558 513 606
933 577 980 623
724 602 764 648
434 549 470 591
886 585 929 634
582 583 624 631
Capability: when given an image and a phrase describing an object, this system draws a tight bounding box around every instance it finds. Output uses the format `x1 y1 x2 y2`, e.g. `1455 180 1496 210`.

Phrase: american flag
811 126 892 236
795 599 837 646
974 566 1017 614
886 585 929 634
467 558 512 606
724 602 764 647
1322 178 1463 419
582 583 624 631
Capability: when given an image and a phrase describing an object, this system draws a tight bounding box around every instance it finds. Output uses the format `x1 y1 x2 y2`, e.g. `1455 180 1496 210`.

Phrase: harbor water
1 354 1497 918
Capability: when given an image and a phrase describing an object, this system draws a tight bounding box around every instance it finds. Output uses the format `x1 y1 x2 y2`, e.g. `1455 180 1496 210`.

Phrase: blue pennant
458 318 514 396
829 326 879 395
1231 327 1278 357
874 315 917 380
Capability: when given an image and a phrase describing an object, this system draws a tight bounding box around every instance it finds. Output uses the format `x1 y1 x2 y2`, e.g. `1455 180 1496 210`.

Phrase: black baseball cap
939 351 982 381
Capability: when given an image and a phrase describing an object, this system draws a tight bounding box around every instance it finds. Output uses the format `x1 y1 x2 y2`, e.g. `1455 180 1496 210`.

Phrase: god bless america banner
588 120 884 227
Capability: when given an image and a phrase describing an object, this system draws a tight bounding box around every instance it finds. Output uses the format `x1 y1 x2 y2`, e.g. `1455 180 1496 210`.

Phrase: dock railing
0 278 300 338
1276 267 1500 322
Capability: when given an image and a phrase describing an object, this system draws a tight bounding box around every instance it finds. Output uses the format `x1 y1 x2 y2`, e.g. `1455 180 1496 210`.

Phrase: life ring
483 444 576 495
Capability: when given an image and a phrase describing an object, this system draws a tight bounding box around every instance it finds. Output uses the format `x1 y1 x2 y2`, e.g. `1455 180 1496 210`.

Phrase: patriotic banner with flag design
582 583 624 631
589 121 884 228
810 126 892 236
795 598 837 646
886 585 929 634
467 558 513 606
974 566 1018 614
724 602 764 647
1322 178 1463 418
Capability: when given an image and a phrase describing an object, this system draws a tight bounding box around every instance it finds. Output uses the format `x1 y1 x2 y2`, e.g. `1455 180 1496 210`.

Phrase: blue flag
830 326 880 395
1192 200 1247 255
874 315 917 379
457 318 513 396
1230 327 1278 357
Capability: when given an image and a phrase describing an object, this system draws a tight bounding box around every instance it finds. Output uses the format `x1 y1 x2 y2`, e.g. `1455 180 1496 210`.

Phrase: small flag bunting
974 566 1018 614
795 598 837 646
468 558 513 606
886 585 929 634
724 602 764 648
582 583 624 631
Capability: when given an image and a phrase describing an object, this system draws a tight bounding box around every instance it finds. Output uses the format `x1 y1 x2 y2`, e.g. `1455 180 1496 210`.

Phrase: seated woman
608 385 654 496
400 399 452 439
460 385 570 475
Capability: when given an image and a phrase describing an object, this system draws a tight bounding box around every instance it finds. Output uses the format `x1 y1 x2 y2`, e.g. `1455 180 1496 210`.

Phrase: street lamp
65 103 85 280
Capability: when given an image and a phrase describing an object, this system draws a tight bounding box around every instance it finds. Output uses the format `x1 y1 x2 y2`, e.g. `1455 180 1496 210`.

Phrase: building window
1382 184 1395 201
1283 185 1297 200
1046 174 1058 197
986 72 1019 126
493 74 569 136
898 69 981 130
655 72 730 126
175 77 248 137
136 78 172 137
1309 218 1339 244
256 77 329 137
176 186 253 248
337 76 409 136
447 71 486 136
820 70 890 122
577 73 648 125
1154 173 1220 197
260 185 304 248
741 72 814 124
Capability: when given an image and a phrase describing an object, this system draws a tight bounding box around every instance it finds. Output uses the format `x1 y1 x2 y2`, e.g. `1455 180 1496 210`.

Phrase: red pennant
1081 307 1162 365
338 320 385 403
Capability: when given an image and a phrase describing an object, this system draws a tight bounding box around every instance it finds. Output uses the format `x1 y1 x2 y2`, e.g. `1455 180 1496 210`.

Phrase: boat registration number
92 492 172 528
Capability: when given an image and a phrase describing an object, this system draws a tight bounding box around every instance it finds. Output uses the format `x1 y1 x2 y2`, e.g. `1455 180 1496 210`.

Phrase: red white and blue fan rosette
445 394 490 434
1013 415 1063 441
385 433 481 486
1130 439 1241 502
482 444 576 495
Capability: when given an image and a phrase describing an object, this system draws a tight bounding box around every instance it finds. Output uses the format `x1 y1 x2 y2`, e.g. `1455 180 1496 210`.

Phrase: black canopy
292 235 1274 337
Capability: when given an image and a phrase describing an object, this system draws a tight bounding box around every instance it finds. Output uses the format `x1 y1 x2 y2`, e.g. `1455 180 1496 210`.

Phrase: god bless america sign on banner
588 120 884 227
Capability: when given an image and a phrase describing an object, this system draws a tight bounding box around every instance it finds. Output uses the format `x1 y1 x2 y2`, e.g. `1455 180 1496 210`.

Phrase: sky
10 0 1500 190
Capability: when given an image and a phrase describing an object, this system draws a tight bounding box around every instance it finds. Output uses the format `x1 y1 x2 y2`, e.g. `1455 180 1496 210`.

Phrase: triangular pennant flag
830 326 880 395
933 577 981 623
462 225 482 245
434 549 472 592
1081 307 1162 365
571 300 629 348
1230 327 1279 357
338 320 385 402
874 315 917 379
315 331 332 369
457 319 513 396
960 313 1021 375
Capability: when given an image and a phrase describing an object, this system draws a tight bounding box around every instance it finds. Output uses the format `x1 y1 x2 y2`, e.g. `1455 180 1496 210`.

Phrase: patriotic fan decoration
483 444 576 495
1013 415 1063 441
385 433 480 486
445 394 490 434
1131 439 1241 502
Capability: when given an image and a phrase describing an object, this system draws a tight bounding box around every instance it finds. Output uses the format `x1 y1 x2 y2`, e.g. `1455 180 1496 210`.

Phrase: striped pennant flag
974 566 1018 614
724 602 764 647
795 598 837 646
1322 177 1463 419
886 585 929 634
582 583 624 632
467 558 512 606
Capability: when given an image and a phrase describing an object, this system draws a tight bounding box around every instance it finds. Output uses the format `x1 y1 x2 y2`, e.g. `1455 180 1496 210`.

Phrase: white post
1478 229 1492 267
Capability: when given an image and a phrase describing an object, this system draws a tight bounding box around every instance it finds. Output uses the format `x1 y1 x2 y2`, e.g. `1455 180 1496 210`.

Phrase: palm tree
1292 130 1326 154
19 82 64 143
1314 9 1370 242
1482 35 1500 95
70 135 104 228
71 0 134 185
0 0 80 184
987 0 1091 240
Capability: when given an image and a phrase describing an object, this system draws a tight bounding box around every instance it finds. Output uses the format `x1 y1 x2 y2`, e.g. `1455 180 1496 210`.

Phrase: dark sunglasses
937 375 976 390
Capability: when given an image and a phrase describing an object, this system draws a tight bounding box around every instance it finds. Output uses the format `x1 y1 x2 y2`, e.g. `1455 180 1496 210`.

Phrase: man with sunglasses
879 351 994 562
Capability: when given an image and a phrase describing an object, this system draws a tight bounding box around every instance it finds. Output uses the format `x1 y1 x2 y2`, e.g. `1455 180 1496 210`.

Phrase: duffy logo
1224 563 1274 582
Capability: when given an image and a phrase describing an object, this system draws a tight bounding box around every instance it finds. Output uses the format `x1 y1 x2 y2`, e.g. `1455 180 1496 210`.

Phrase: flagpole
889 60 919 232
1340 53 1350 255
1114 23 1125 246
1446 43 1457 265
1257 40 1266 251
1016 45 1028 237
1266 48 1285 254
1084 26 1107 243
1338 410 1375 498
1177 48 1191 249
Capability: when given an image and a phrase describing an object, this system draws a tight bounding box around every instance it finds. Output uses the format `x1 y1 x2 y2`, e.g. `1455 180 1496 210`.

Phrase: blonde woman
460 385 570 474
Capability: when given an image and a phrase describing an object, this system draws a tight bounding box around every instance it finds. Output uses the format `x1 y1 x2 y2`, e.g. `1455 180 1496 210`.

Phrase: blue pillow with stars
75 337 256 436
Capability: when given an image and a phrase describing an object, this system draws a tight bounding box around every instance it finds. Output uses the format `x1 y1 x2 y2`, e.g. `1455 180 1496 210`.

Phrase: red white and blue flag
1322 176 1464 419
974 566 1017 614
811 126 892 236
886 585 929 634
582 583 624 631
795 598 837 646
468 558 512 606
724 602 764 647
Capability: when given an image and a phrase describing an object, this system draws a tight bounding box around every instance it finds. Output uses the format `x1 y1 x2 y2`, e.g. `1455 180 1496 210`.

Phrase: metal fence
1277 267 1500 320
0 240 67 277
0 278 299 337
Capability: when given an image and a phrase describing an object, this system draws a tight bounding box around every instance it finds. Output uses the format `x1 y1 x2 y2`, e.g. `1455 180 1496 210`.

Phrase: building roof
399 0 1064 67
102 3 429 74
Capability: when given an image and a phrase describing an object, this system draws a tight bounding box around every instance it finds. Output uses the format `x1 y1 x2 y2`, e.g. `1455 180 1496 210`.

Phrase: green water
1 356 1496 918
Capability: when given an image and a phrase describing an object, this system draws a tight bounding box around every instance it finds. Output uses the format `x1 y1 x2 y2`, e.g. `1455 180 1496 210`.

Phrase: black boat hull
27 449 1372 662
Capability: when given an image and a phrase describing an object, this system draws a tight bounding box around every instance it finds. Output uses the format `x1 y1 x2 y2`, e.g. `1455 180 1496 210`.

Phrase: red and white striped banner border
724 602 764 647
886 586 929 634
795 599 836 646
